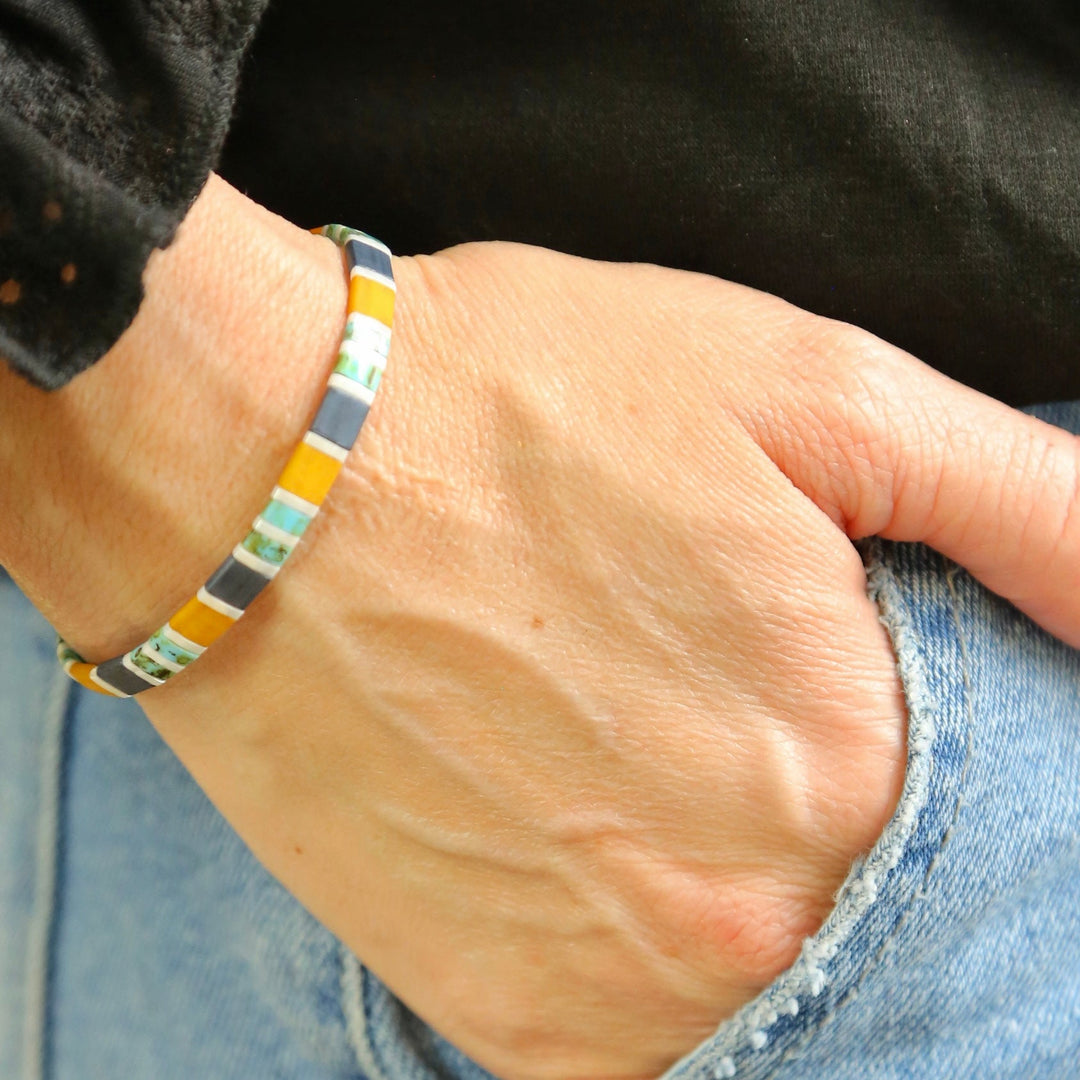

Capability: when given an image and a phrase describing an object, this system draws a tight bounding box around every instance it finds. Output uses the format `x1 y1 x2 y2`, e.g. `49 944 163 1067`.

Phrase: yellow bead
348 275 396 328
277 440 344 506
169 596 237 648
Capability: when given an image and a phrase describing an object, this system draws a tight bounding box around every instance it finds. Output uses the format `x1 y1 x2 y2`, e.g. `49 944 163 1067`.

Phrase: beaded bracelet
56 225 395 698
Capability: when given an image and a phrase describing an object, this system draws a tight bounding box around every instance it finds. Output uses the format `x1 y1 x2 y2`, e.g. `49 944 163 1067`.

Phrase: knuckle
792 317 900 406
777 317 923 534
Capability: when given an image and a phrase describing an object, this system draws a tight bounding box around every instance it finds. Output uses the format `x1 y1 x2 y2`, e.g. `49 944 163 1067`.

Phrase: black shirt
3 0 1079 404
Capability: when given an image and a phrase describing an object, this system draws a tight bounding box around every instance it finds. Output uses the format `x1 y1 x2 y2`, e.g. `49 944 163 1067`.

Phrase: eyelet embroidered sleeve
0 0 270 390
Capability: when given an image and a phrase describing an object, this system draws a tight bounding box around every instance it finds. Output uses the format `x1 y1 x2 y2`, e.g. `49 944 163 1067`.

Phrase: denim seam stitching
340 946 392 1080
934 564 978 865
20 666 72 1080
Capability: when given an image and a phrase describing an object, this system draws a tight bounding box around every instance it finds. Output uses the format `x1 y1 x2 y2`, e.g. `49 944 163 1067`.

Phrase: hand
4 178 1079 1080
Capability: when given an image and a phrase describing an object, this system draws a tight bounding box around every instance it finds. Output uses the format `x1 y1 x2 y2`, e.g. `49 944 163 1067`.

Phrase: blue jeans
3 404 1079 1080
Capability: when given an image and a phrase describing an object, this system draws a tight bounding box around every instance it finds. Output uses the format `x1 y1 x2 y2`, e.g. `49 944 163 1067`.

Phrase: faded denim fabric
2 403 1079 1079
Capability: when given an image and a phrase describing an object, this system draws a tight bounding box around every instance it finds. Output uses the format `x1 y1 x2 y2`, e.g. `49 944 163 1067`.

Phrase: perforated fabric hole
0 0 271 388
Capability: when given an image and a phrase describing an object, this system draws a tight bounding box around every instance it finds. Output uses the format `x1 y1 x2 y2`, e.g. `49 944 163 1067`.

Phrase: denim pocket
652 539 955 1080
659 480 1080 1078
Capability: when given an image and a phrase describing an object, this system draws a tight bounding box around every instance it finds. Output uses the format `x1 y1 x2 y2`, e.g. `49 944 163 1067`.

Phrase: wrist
1 176 350 660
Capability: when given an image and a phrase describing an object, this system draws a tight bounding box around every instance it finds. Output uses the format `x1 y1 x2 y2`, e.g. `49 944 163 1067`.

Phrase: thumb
762 334 1080 649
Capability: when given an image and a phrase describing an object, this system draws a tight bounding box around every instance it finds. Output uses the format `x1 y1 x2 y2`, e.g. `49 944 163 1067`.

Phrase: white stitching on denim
340 948 393 1080
935 564 979 858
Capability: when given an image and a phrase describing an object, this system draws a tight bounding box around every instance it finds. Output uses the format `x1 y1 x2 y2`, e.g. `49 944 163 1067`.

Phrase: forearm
0 176 350 661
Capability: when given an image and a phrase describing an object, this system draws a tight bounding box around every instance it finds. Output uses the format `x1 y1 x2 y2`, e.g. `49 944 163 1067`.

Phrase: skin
2 175 1080 1079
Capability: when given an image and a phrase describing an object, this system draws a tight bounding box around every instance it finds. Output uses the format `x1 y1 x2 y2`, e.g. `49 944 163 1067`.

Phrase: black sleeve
0 0 269 389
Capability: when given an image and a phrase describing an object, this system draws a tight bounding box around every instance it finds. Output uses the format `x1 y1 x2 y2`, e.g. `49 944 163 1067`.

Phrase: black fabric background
1 1 1077 402
221 0 1080 407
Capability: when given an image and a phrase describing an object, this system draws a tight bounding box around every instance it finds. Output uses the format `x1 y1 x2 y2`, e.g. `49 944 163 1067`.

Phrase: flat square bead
96 656 157 696
147 629 200 667
241 528 293 567
277 440 344 505
348 276 395 328
204 555 273 611
346 237 394 281
310 385 371 450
